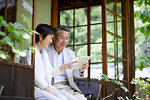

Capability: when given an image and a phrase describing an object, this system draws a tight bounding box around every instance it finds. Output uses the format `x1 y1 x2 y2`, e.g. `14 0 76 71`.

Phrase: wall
36 0 51 26
16 0 51 29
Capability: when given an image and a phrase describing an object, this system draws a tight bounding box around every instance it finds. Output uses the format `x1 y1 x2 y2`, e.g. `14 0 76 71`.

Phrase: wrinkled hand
80 61 89 73
63 61 77 69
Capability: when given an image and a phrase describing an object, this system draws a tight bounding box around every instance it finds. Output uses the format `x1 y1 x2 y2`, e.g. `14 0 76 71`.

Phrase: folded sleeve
35 56 48 89
26 50 48 89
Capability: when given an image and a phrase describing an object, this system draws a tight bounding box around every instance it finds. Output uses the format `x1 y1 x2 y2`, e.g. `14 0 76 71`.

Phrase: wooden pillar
87 6 91 82
102 0 107 98
32 0 36 99
51 0 58 28
127 0 135 97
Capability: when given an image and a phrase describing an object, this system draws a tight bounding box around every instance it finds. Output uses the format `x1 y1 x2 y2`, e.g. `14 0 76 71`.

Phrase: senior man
46 25 89 100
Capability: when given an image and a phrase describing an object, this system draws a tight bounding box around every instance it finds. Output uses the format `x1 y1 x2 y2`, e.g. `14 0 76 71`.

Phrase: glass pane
107 42 115 56
66 46 73 51
118 60 123 80
117 17 122 37
75 26 87 44
60 10 73 26
90 25 102 43
68 28 73 45
107 33 115 56
90 44 102 62
75 8 87 26
17 0 32 29
107 23 115 34
90 6 102 24
107 54 114 62
90 64 102 79
117 2 122 16
106 10 115 23
118 38 123 58
75 45 87 57
106 11 116 34
108 57 116 79
106 0 116 12
107 32 114 42
123 61 128 80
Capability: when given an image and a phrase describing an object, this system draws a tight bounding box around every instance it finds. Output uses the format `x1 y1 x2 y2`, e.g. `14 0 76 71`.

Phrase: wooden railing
0 60 34 100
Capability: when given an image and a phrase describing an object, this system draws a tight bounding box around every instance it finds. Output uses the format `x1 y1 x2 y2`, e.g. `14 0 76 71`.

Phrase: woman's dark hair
35 24 55 42
54 25 70 36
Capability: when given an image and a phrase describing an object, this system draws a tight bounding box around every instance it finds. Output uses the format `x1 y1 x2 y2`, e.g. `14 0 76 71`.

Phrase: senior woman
26 24 76 100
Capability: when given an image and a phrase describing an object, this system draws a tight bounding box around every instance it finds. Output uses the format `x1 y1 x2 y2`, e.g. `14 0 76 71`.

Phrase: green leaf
23 33 31 39
12 22 24 30
0 31 6 36
0 51 7 59
0 16 4 22
4 36 11 42
139 27 145 33
18 50 27 57
138 1 143 7
6 25 13 32
7 41 14 48
1 20 7 27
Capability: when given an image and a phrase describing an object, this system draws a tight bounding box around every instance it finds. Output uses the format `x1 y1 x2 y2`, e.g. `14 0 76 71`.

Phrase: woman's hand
44 87 59 97
60 61 77 72
50 91 59 97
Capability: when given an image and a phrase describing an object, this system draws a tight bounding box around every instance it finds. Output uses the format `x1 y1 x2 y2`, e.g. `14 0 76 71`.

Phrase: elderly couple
26 24 89 100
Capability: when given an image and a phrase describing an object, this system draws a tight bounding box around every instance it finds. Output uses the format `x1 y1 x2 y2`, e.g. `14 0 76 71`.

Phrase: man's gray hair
54 25 70 35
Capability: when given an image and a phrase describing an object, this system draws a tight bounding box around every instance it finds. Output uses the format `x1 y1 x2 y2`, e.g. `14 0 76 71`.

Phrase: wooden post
102 0 107 98
127 0 135 97
87 6 91 82
51 0 58 28
32 0 36 99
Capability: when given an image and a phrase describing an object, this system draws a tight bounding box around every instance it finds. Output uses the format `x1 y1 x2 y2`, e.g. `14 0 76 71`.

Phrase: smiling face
39 34 54 49
53 30 69 53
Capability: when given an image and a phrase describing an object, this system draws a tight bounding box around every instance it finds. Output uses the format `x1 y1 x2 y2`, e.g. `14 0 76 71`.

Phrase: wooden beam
0 60 32 69
51 0 58 28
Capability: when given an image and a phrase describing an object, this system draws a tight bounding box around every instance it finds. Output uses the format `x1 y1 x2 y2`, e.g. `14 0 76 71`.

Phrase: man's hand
60 61 77 72
80 61 89 73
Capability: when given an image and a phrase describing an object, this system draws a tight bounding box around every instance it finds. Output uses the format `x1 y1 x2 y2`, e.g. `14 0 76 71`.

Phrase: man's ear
52 35 56 42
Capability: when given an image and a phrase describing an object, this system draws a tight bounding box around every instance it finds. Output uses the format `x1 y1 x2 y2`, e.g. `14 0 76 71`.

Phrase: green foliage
134 0 150 71
134 0 150 40
0 16 35 60
135 57 150 71
101 74 150 100
131 78 150 97
100 73 128 92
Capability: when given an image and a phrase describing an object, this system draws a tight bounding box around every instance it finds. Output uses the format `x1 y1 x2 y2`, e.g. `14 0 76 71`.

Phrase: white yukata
26 45 68 100
46 44 87 100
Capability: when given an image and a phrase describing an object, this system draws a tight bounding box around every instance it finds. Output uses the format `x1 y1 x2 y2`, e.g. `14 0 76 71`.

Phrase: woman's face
40 34 54 48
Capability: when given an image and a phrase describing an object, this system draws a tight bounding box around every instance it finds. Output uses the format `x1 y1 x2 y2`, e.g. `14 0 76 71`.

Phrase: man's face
54 30 69 51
